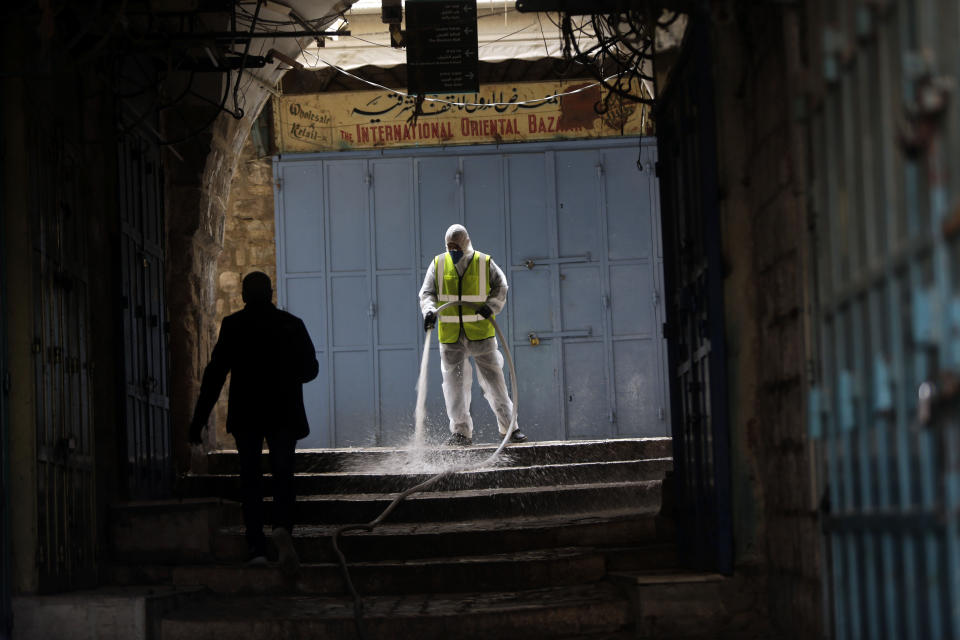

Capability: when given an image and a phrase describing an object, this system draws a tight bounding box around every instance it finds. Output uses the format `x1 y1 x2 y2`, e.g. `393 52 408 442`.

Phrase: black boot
445 433 473 447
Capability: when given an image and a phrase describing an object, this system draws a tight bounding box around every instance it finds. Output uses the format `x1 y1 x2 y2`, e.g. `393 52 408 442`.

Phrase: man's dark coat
191 303 319 439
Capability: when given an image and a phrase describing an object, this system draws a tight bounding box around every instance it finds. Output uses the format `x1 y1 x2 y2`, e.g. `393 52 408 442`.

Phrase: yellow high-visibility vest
435 251 495 343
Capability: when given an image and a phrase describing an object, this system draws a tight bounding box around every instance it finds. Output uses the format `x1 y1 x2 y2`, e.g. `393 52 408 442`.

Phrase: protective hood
444 223 474 266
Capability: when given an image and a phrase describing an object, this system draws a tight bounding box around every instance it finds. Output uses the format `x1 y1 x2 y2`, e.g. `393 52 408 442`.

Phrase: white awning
297 3 571 70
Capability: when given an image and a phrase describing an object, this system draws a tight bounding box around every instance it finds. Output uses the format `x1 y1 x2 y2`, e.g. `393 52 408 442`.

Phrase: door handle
526 328 593 345
518 253 591 270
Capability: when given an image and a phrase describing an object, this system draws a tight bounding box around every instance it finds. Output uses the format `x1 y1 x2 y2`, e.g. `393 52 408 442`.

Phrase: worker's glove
477 304 493 319
424 310 437 332
188 420 205 445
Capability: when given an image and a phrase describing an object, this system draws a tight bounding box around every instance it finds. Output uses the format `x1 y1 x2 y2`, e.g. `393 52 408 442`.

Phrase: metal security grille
118 131 172 499
655 14 733 573
30 129 97 592
1 154 11 640
808 2 960 638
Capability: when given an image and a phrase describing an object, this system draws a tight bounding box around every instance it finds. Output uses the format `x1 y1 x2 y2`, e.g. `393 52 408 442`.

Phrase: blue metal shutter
276 139 668 448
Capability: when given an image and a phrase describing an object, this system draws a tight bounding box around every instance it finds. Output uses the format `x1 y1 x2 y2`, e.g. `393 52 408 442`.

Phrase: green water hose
331 301 520 639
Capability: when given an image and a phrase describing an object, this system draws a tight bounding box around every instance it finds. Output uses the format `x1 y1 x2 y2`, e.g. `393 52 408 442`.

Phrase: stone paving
161 583 630 640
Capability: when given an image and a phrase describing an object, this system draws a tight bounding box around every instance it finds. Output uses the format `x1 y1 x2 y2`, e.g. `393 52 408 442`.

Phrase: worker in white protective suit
419 224 527 446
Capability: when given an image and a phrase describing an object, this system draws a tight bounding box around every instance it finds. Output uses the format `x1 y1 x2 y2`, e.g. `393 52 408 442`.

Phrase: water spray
331 301 520 639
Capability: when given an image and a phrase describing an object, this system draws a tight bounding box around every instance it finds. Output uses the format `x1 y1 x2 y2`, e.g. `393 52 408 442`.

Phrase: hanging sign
272 78 651 154
405 0 479 95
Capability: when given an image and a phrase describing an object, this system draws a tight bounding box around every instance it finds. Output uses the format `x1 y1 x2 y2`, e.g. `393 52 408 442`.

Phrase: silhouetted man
189 271 318 575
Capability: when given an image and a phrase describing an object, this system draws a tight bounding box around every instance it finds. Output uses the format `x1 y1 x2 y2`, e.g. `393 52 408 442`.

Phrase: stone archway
165 81 281 473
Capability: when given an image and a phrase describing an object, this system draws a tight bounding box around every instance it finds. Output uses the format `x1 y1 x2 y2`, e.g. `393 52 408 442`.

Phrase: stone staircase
100 437 768 639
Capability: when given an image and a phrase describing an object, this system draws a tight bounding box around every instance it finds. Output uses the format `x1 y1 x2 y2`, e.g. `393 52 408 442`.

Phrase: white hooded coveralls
418 224 516 438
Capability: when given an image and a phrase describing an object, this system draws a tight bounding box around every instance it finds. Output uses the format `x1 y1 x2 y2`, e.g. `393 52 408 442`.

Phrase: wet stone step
203 438 672 476
214 509 672 564
257 480 662 525
110 498 242 564
160 583 631 640
172 547 607 596
179 458 673 499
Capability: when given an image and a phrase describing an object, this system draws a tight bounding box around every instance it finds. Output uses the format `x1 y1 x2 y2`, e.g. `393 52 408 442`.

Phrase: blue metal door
372 159 420 447
416 156 461 444
461 154 511 442
275 139 668 448
274 163 330 447
326 159 375 446
808 2 960 638
508 152 561 440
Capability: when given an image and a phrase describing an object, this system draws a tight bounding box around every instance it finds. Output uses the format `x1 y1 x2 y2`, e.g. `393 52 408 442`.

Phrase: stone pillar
710 2 822 637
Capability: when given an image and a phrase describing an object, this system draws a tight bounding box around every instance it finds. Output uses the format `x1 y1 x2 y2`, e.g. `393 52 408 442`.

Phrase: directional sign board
405 0 479 95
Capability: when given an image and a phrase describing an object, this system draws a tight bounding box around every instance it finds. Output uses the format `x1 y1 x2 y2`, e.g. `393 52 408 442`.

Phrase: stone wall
209 137 278 446
710 3 823 638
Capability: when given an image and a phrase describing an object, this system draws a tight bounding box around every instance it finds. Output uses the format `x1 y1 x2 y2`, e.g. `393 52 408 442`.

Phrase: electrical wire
536 12 552 58
558 9 657 109
231 0 263 119
295 36 322 68
296 5 521 48
301 21 542 57
309 53 632 107
156 65 238 146
477 22 536 49
657 10 681 28
158 70 196 110
340 34 395 48
61 0 104 54
236 34 273 102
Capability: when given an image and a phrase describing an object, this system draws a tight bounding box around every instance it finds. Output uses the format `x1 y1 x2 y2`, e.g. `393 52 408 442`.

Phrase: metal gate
30 128 97 592
0 109 12 637
274 138 669 448
118 131 172 499
655 14 733 573
808 1 960 638
1 252 9 638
